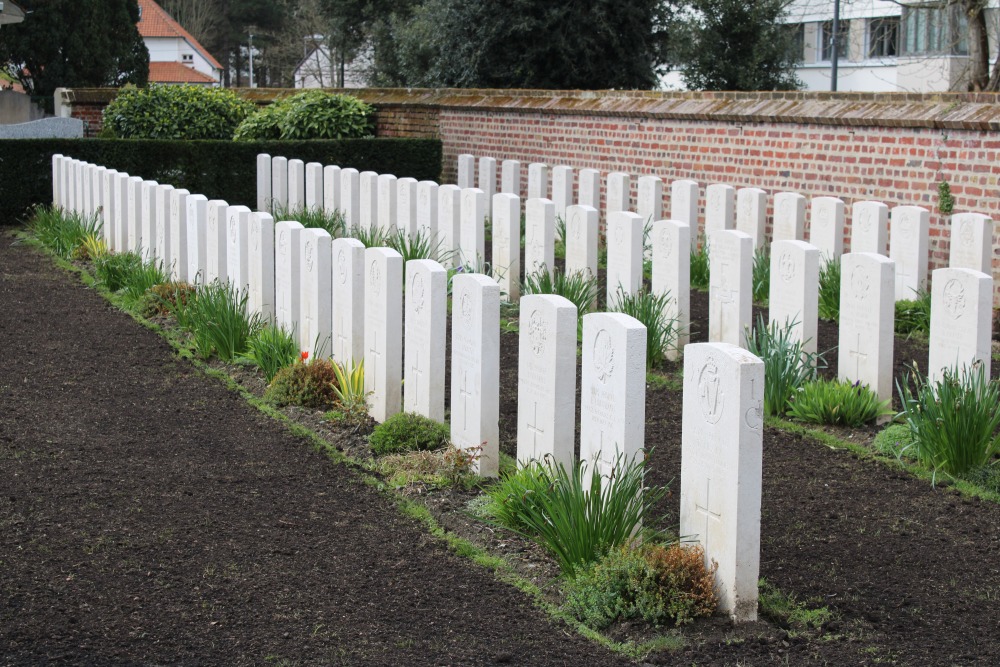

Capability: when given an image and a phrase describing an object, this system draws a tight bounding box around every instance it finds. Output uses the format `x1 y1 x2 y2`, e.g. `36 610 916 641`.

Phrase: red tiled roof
148 62 218 84
137 0 223 70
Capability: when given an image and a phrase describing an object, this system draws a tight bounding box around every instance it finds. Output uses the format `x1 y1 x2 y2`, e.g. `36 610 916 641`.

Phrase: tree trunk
963 1 990 91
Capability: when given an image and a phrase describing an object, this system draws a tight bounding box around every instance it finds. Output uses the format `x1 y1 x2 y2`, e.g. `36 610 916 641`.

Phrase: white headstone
339 168 360 231
186 194 208 284
928 267 992 383
605 211 643 307
404 259 448 422
126 176 143 254
606 172 630 218
580 312 647 488
257 153 271 212
772 192 806 242
359 171 379 232
82 164 93 218
92 166 105 223
305 162 324 211
457 154 475 189
330 237 365 367
652 219 691 360
299 228 332 356
551 165 573 224
851 200 889 256
637 175 663 224
672 179 700 251
501 159 521 197
810 196 845 262
415 180 438 248
890 205 930 301
492 193 521 303
205 200 229 284
271 156 288 211
226 205 250 293
708 229 753 348
114 172 129 253
287 158 305 212
769 240 820 356
705 184 735 235
397 177 417 239
377 173 398 232
102 169 118 249
478 156 496 204
169 188 189 282
275 220 304 336
681 342 763 622
578 168 601 211
248 211 275 320
365 247 403 422
52 154 62 207
140 180 158 262
528 163 548 200
450 273 501 477
459 188 486 268
838 252 895 407
155 185 175 269
565 204 599 287
735 188 767 252
525 198 555 279
323 165 341 219
517 294 577 471
438 184 462 269
949 212 993 275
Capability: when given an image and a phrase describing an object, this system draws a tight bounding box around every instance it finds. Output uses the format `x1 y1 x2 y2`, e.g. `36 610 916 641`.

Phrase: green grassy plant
898 363 1000 476
29 205 102 260
690 243 710 290
611 289 678 369
385 228 452 263
369 412 451 456
522 268 599 320
348 224 389 248
872 423 916 459
184 282 261 361
745 315 822 417
330 358 368 417
752 247 770 305
564 543 717 629
242 324 299 382
894 288 931 337
817 258 841 322
758 579 834 631
479 455 666 576
271 203 345 238
374 448 478 490
787 378 890 427
554 215 567 259
93 251 170 309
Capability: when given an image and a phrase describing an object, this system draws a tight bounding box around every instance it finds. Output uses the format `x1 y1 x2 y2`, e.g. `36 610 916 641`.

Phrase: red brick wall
74 102 106 137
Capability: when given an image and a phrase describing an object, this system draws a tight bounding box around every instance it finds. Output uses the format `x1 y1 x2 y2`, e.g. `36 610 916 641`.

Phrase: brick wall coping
61 87 1000 131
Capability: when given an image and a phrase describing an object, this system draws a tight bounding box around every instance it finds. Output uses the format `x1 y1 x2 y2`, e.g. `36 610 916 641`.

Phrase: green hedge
0 138 442 226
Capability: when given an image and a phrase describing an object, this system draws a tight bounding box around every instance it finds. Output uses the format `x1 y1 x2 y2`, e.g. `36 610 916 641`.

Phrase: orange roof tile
137 0 223 70
148 62 218 84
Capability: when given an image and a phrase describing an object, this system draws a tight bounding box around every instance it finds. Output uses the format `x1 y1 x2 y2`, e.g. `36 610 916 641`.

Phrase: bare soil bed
4 230 1000 665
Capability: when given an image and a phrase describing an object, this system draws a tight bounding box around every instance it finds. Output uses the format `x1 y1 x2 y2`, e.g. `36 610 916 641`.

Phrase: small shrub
787 379 890 426
817 258 841 322
104 84 254 140
894 289 931 337
28 205 101 260
873 423 916 459
242 324 299 382
611 289 678 368
369 412 451 456
481 455 666 576
376 448 477 490
690 243 710 290
898 363 1000 476
938 180 955 215
233 90 374 141
522 268 599 320
265 357 340 409
141 281 197 317
752 247 770 305
745 315 822 417
184 283 261 361
564 543 717 630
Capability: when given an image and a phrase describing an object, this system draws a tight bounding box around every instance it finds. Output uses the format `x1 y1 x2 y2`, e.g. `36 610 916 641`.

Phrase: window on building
820 20 850 61
868 17 899 58
182 53 194 63
901 4 968 55
789 23 806 62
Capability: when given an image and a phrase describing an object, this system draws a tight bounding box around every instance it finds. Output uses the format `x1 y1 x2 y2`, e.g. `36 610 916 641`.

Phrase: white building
293 43 370 89
137 0 222 86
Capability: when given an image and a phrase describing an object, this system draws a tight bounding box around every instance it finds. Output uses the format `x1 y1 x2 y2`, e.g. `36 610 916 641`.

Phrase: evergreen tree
673 0 800 91
0 0 149 103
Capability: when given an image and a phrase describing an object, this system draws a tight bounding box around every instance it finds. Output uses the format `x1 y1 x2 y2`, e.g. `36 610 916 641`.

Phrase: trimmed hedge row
0 138 442 226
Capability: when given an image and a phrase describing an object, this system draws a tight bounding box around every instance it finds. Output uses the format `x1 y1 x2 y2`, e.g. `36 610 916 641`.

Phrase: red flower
301 351 309 362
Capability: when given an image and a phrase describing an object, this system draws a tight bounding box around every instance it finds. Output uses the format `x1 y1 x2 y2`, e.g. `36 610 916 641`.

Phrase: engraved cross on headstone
336 313 350 364
459 369 474 432
849 332 868 378
694 477 722 554
525 400 545 454
368 331 382 394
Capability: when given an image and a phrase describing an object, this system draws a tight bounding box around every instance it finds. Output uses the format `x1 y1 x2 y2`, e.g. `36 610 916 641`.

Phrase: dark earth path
0 233 631 666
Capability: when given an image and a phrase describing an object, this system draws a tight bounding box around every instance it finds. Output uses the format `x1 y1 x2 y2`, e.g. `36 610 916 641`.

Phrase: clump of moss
369 412 451 456
264 358 340 409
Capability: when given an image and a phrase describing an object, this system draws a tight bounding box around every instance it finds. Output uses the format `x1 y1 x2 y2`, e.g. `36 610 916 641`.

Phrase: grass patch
759 579 835 631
